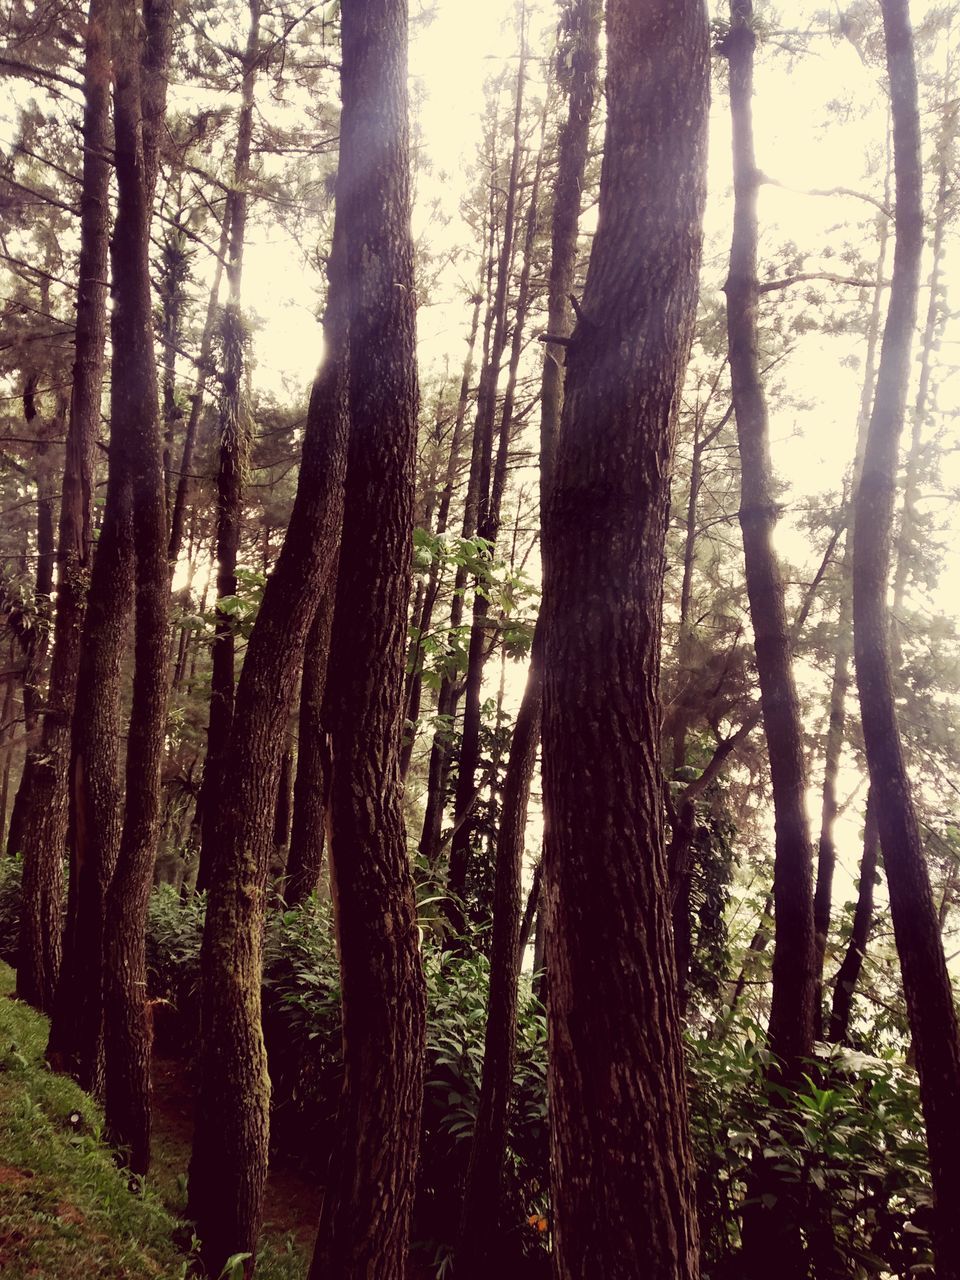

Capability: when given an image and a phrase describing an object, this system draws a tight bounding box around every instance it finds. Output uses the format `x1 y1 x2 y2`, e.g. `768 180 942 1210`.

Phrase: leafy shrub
0 873 932 1278
0 854 23 963
688 1022 933 1278
413 946 548 1272
145 884 206 1052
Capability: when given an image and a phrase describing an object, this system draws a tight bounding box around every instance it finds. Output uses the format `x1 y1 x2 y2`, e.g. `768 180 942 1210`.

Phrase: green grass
0 963 306 1280
0 962 187 1278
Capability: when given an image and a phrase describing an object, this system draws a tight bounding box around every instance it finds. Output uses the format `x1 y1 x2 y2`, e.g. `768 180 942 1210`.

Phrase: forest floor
0 963 314 1279
150 1051 322 1256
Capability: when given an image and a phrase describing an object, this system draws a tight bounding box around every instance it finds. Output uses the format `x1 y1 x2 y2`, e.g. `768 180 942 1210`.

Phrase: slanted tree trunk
455 3 601 1266
195 0 261 892
813 144 891 1035
167 212 231 567
418 191 499 866
188 227 349 1280
447 35 528 919
725 8 819 1273
399 291 482 783
15 0 110 1014
853 6 960 1276
306 4 426 1275
539 0 708 1273
827 792 879 1044
516 856 542 968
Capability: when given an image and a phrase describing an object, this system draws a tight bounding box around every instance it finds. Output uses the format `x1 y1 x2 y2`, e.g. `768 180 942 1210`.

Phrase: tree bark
826 792 879 1045
455 5 601 1265
307 3 426 1274
285 594 334 905
447 35 528 919
15 0 110 1014
539 0 708 1274
100 0 174 1173
167 213 231 567
813 142 891 1036
195 0 261 892
724 0 816 1074
188 213 349 1280
853 5 960 1276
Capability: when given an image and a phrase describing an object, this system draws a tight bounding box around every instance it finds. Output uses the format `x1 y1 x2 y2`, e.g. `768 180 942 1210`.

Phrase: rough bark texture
100 0 174 1173
47 6 135 1092
188 234 349 1280
853 6 960 1276
16 0 109 1012
539 1 708 1274
196 0 261 891
285 594 334 905
307 2 426 1275
724 0 816 1072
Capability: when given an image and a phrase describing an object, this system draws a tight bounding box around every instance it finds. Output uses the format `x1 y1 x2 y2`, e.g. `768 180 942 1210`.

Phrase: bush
688 1022 933 1278
0 854 23 964
0 872 932 1278
146 884 205 1053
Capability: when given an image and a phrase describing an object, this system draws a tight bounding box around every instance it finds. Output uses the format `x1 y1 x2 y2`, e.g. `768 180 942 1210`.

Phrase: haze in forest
1 1 959 1279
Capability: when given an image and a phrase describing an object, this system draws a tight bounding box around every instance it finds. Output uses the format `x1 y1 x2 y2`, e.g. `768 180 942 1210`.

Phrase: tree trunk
195 0 261 892
516 856 542 969
724 0 816 1074
307 3 426 1275
188 231 349 1280
455 5 601 1264
853 6 960 1276
827 792 879 1045
5 390 58 861
399 302 481 783
813 141 891 1036
167 212 231 567
47 0 172 1100
539 0 708 1274
15 0 110 1014
725 9 819 1273
285 594 335 905
99 0 174 1173
456 642 542 1275
447 35 528 918
890 71 952 635
418 189 499 866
